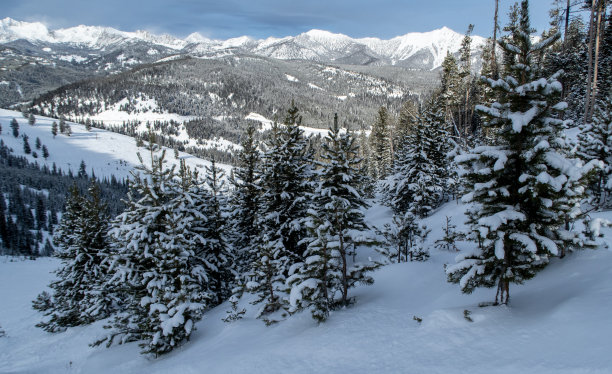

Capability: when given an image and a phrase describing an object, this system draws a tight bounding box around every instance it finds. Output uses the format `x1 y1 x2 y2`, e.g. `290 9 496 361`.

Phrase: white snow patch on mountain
0 109 230 181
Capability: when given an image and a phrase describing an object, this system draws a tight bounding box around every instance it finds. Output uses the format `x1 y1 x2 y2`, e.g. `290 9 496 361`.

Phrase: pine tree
200 159 235 305
35 184 113 331
577 96 612 206
385 100 448 218
246 104 313 319
35 137 41 150
51 121 58 138
65 123 72 136
23 135 31 155
28 113 36 126
59 117 66 134
10 118 19 138
379 212 430 263
229 123 261 273
98 139 208 355
446 0 596 305
287 115 377 321
369 106 392 179
78 160 87 178
42 145 49 159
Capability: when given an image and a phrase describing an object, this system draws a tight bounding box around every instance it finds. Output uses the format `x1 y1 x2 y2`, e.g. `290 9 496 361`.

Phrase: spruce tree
385 102 447 218
200 159 234 305
35 184 113 331
577 96 612 206
287 115 376 321
446 0 595 304
51 121 58 138
42 145 49 159
245 104 313 319
369 106 392 179
99 139 208 355
229 123 261 273
28 114 36 126
23 135 31 155
10 118 19 138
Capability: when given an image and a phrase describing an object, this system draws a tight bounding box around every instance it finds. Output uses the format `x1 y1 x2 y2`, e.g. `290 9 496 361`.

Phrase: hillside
1 200 611 373
0 109 230 181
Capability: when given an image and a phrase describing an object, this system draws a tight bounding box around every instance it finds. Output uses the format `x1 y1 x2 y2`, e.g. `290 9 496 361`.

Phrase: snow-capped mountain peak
0 18 485 70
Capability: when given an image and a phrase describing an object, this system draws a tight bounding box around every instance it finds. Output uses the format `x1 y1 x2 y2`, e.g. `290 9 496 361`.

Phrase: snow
2 202 612 373
245 112 346 137
0 109 231 181
0 18 485 70
285 74 299 82
88 97 195 126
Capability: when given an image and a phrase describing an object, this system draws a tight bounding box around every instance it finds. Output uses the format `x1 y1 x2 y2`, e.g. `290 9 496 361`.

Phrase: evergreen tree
10 118 19 138
23 135 31 155
246 104 313 319
35 183 113 331
229 123 261 273
59 117 66 134
42 145 49 159
200 159 235 305
385 99 448 218
99 140 208 355
369 106 392 179
578 96 612 206
287 115 376 321
65 123 72 136
446 0 596 305
51 121 58 138
28 114 36 126
78 160 87 179
35 137 41 150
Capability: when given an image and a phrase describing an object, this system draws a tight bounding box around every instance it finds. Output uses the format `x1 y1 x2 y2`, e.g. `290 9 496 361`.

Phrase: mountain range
0 17 485 70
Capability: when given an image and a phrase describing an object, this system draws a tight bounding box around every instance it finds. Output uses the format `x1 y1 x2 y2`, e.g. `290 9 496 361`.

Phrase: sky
1 0 559 40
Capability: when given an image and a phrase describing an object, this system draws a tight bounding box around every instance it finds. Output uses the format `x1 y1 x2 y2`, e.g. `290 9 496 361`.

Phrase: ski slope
0 109 231 181
1 201 611 373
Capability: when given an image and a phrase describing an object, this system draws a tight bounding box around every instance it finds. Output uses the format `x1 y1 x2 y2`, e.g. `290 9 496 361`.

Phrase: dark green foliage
287 115 377 321
11 118 19 138
35 183 115 332
22 135 31 154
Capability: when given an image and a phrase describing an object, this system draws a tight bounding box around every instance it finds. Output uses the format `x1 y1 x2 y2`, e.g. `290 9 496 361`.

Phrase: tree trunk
492 0 499 79
590 0 607 119
585 0 597 123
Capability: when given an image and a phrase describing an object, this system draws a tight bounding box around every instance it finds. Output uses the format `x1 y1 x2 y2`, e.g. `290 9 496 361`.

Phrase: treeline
0 139 128 256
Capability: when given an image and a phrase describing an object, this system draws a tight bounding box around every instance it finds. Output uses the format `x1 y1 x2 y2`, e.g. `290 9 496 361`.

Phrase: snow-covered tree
446 0 597 305
385 102 447 218
243 104 314 320
379 211 430 263
10 118 18 138
200 159 235 305
35 183 114 332
287 115 377 322
99 140 208 355
229 123 261 273
578 96 612 206
369 106 393 180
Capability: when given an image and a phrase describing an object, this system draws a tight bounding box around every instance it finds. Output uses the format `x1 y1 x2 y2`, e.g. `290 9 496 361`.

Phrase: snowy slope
0 109 231 181
1 199 611 373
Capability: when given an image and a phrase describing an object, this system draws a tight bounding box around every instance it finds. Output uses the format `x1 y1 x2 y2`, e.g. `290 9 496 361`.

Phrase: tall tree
369 106 393 179
288 115 376 321
99 138 208 355
446 0 596 304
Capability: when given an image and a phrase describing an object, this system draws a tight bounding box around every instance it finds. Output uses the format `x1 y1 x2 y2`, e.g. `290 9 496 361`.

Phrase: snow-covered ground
1 200 611 373
0 109 231 181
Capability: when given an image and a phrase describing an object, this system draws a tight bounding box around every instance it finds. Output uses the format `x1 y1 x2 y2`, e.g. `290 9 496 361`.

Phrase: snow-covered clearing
246 112 347 137
1 200 611 373
0 109 231 180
